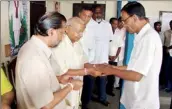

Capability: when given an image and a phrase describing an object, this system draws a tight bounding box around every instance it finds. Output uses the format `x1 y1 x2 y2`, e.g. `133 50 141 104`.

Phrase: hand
95 64 110 75
70 79 83 90
87 67 102 77
2 103 11 109
58 74 73 84
84 63 93 69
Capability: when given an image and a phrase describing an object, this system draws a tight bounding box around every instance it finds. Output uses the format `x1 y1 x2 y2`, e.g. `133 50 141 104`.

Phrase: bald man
52 17 101 109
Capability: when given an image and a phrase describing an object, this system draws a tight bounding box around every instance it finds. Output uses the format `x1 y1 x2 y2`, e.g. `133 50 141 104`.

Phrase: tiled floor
87 89 171 109
88 89 120 109
160 90 171 109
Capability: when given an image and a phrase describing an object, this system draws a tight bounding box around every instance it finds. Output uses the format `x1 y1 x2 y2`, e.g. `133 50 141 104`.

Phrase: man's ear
78 12 81 17
133 15 139 22
47 28 54 37
65 26 70 33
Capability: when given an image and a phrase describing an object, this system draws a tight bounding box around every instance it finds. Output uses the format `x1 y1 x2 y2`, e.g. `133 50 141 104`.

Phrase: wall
1 1 172 62
122 1 172 18
122 1 172 29
1 0 117 63
1 1 10 63
1 1 30 63
46 1 117 21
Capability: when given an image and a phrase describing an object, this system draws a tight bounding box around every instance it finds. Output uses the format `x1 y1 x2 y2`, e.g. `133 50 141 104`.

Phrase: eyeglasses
121 15 133 25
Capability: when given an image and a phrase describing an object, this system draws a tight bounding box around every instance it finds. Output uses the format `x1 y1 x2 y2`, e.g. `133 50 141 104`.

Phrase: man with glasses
90 2 162 109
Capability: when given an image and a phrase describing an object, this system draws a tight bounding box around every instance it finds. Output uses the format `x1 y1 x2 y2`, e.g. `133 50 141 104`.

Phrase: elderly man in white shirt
92 5 113 106
16 12 83 109
77 6 98 109
52 17 101 109
93 2 162 109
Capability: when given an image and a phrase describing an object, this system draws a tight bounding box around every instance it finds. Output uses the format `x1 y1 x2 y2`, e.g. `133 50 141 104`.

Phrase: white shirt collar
101 19 106 23
31 35 52 59
89 18 96 23
135 23 151 43
63 34 79 47
65 34 72 45
87 18 97 26
115 27 126 34
94 19 106 24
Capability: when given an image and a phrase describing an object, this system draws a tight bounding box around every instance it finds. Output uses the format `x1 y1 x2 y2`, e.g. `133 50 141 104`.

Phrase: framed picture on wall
54 1 60 12
8 1 29 56
73 3 106 19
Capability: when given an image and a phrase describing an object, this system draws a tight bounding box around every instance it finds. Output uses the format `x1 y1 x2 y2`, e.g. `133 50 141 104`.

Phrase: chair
6 57 17 109
7 57 17 89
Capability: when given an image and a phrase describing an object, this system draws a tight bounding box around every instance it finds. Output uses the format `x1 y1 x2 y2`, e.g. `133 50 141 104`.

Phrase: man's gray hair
66 17 85 27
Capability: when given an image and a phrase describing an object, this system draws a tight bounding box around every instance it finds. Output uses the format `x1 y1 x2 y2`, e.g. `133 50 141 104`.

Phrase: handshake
84 63 109 77
58 63 111 90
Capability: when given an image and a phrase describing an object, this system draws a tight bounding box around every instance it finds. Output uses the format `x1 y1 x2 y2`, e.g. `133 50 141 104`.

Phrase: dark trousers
170 96 172 109
96 76 107 101
160 46 169 87
166 55 172 90
81 75 107 108
81 75 94 108
106 61 117 93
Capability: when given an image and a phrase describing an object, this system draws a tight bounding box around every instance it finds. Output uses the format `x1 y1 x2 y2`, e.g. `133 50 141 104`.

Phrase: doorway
30 1 46 36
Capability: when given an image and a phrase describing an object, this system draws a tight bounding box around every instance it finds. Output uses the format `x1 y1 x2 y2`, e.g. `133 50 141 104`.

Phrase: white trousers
114 60 123 88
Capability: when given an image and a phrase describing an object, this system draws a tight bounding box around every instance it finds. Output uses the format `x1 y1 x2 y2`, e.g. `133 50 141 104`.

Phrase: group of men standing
3 1 163 109
154 20 172 109
14 4 126 109
79 5 126 109
154 20 172 93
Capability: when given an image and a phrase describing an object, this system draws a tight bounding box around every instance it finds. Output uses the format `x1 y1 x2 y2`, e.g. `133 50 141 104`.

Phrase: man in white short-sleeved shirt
94 2 162 109
109 18 126 89
109 18 126 64
121 22 162 109
107 17 120 95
